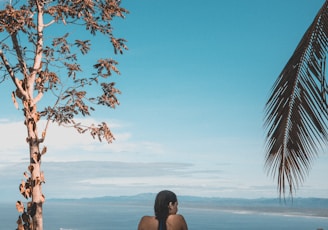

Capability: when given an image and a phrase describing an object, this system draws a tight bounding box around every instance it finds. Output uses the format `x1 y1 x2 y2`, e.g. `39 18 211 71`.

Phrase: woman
137 190 188 230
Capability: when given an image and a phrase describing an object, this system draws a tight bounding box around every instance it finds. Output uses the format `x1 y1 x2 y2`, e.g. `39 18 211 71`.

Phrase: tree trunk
30 142 43 230
26 102 44 230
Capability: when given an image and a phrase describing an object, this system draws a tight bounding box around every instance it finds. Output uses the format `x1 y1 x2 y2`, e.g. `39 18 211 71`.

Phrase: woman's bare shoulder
139 215 157 224
140 215 155 220
167 214 188 229
138 216 157 230
167 214 186 221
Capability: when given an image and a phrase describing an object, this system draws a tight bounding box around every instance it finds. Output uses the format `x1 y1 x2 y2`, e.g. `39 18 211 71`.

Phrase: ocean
1 199 328 230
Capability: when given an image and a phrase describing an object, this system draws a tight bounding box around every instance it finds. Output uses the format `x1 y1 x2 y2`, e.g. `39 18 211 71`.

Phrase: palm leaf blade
264 1 328 197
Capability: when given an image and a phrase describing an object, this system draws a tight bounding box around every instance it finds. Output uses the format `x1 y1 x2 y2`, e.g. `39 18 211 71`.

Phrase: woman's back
138 214 188 230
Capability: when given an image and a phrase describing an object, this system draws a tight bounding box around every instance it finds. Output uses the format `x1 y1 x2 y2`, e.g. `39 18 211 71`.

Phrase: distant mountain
48 193 328 218
48 193 328 205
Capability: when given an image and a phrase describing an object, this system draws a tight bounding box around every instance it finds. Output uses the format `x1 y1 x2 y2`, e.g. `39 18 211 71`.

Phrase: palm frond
264 1 328 198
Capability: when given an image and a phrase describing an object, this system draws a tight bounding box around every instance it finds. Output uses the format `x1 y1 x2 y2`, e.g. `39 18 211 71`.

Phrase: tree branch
30 0 45 97
43 18 56 28
11 32 28 78
32 92 43 105
0 49 28 98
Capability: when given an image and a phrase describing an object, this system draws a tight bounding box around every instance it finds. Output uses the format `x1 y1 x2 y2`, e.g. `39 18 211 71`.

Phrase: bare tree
264 1 328 198
0 1 128 229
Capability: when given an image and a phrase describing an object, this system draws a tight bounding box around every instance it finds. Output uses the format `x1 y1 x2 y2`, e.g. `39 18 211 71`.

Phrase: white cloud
42 161 233 199
0 118 165 163
2 118 327 201
0 117 283 201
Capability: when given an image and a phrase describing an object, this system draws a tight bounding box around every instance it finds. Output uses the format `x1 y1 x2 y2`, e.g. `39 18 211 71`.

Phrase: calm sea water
1 200 328 230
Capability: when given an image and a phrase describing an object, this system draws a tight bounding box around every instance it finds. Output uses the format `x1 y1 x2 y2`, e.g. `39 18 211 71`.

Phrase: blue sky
1 0 328 202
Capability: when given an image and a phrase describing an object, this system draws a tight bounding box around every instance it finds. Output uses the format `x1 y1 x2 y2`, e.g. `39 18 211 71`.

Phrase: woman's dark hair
154 190 177 230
